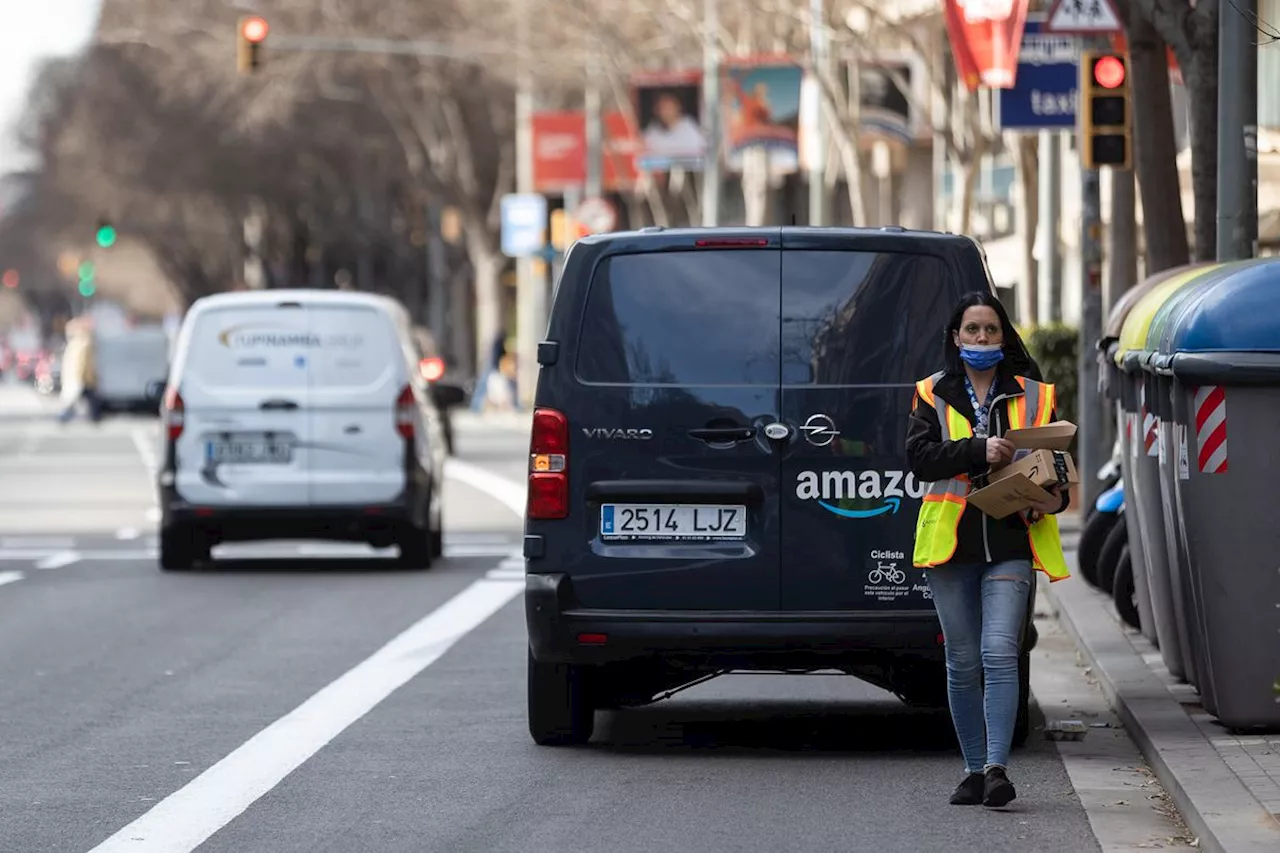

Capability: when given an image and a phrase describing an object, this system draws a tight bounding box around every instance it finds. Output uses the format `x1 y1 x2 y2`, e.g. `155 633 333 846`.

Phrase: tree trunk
1127 6 1191 272
1107 168 1139 311
1184 61 1218 261
465 227 503 379
956 154 982 236
1014 134 1039 325
741 148 770 226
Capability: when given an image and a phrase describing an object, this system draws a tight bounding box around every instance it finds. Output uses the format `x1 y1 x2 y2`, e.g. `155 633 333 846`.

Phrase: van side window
576 251 781 386
780 251 955 386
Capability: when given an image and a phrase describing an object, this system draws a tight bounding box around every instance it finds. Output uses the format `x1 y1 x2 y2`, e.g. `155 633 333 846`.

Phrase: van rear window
575 250 781 386
185 304 396 390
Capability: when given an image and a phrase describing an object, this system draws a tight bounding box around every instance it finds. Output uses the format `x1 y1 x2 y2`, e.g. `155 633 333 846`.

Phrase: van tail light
694 238 769 248
395 384 416 440
528 407 568 519
163 388 184 441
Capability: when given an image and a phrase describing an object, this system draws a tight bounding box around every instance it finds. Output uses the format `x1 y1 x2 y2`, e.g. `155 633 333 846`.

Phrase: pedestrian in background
57 317 101 424
905 291 1071 808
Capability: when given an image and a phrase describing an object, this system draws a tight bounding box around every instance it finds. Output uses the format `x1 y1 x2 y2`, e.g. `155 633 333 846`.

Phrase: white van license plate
207 439 293 465
599 504 746 540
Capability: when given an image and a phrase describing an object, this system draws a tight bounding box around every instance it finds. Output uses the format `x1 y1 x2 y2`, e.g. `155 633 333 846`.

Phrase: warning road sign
1044 0 1122 34
573 197 617 235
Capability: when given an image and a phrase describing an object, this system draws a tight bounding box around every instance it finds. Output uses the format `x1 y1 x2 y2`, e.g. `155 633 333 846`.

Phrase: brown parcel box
966 422 1080 519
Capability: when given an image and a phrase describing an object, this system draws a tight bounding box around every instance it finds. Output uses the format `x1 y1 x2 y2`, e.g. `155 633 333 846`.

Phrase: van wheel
159 527 200 571
892 662 949 708
429 492 444 558
528 649 595 745
396 523 432 569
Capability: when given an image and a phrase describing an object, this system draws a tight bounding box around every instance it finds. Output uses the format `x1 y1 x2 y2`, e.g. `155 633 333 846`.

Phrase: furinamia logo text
218 325 321 348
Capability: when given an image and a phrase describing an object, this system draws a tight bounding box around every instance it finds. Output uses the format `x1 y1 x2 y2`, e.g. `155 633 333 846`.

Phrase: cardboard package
967 421 1080 519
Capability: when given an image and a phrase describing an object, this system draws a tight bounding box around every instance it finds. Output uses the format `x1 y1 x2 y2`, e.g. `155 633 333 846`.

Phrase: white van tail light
528 408 568 519
163 387 184 441
395 384 416 439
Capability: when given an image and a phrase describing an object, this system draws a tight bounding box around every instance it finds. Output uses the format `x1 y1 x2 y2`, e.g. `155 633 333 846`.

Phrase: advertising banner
632 71 707 172
943 0 1032 90
722 60 803 171
532 111 638 193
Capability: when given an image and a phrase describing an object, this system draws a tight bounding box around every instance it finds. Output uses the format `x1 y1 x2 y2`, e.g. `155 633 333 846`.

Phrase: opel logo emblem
802 414 840 447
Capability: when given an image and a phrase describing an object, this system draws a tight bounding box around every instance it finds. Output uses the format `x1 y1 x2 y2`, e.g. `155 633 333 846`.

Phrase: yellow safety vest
911 370 1071 581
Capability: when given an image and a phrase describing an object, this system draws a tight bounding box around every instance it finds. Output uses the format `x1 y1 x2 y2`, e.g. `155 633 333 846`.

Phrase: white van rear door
305 303 406 505
173 302 313 507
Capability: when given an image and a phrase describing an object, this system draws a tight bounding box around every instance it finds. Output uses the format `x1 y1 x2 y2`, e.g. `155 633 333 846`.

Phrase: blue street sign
996 19 1080 131
500 193 548 258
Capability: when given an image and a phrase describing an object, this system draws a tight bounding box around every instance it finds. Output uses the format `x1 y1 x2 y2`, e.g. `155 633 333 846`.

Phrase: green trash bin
1164 259 1280 729
1140 261 1258 692
1114 265 1226 680
1100 264 1202 642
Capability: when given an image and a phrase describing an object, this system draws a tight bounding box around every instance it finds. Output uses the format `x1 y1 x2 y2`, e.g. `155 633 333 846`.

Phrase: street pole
1217 0 1258 261
1077 37 1106 514
807 0 829 226
514 0 547 408
585 44 604 201
701 0 721 226
1036 129 1061 324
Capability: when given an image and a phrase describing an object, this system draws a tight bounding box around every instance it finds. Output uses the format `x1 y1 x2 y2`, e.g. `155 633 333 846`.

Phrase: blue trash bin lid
1144 261 1262 373
1168 259 1280 385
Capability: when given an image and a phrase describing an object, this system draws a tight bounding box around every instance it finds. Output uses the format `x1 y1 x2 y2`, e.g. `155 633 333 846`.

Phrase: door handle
260 398 299 411
688 426 756 443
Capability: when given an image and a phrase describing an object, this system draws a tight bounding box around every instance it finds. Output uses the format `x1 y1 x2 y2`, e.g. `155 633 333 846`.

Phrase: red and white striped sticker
1194 385 1228 474
1141 385 1159 457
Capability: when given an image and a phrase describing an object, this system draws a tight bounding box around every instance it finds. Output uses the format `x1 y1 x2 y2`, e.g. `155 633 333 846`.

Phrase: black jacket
904 365 1070 566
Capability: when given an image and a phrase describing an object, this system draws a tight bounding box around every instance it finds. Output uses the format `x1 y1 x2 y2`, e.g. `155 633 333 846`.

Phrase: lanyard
964 377 998 438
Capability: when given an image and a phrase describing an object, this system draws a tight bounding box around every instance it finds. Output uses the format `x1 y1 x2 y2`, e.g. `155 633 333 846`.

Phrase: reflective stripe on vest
911 373 1070 581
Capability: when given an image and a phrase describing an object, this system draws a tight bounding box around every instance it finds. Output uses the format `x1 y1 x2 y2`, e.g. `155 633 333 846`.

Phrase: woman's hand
985 437 1015 469
1025 485 1063 522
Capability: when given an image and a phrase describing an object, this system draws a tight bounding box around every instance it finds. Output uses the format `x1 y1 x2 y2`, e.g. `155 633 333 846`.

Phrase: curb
1044 574 1280 852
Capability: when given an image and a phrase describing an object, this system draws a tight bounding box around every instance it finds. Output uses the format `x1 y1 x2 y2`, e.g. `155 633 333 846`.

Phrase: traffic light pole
1077 34 1108 516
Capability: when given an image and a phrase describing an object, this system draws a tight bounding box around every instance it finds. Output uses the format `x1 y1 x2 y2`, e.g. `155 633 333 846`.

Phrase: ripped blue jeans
925 560 1033 773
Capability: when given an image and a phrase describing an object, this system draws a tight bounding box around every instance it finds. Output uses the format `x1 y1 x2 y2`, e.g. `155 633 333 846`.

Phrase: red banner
943 0 1031 90
532 111 638 194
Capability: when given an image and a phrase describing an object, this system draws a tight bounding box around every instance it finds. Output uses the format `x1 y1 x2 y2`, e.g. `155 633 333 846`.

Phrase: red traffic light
1093 55 1126 89
241 16 269 44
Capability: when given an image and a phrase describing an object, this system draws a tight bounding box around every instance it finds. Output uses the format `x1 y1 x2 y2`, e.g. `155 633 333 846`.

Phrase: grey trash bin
1142 262 1256 693
1114 266 1222 679
1166 259 1280 729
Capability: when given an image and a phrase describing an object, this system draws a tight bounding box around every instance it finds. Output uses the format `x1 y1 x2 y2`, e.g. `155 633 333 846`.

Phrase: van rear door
777 242 963 611
174 302 313 507
305 302 407 506
555 242 784 611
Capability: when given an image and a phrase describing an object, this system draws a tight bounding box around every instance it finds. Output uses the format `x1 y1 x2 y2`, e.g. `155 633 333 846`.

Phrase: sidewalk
1049 515 1280 853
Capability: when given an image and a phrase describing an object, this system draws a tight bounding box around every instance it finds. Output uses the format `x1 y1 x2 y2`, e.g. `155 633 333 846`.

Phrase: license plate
599 504 746 540
206 439 293 465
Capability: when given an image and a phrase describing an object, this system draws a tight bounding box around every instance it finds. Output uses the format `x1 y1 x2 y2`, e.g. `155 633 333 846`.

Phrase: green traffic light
78 260 95 279
78 279 96 297
96 225 117 248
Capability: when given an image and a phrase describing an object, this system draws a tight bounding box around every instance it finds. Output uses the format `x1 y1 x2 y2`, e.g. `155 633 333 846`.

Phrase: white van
153 290 465 571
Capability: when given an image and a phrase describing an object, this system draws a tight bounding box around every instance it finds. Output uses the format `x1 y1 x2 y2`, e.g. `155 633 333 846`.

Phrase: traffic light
78 260 96 297
96 219 117 248
1079 51 1132 170
2 269 17 289
236 16 269 74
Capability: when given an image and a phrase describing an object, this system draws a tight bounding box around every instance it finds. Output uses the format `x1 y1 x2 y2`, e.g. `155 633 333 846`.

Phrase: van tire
528 649 595 745
396 523 432 569
159 528 195 571
429 492 444 558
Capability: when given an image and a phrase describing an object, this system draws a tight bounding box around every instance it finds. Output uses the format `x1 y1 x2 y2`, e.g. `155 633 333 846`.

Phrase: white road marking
116 528 140 540
0 571 23 587
130 427 161 476
0 537 75 549
35 551 80 570
85 575 523 853
444 458 526 517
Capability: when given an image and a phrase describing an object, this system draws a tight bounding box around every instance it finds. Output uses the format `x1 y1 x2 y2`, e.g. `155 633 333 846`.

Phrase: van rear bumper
526 572 946 667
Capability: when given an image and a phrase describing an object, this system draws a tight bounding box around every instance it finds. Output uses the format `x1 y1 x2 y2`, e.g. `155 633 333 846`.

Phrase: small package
967 421 1079 519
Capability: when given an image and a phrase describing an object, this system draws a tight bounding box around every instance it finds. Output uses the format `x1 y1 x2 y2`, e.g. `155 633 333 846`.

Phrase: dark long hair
942 291 1041 379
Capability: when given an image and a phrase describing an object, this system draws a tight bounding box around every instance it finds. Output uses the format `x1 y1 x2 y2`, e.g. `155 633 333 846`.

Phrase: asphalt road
0 383 1193 853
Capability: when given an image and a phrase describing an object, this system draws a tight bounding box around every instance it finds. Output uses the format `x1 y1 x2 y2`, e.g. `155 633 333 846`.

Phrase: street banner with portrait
722 60 803 171
633 71 707 172
943 0 1032 90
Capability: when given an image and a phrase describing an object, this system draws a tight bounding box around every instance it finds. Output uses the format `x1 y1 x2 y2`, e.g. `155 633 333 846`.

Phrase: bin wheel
1078 509 1121 590
528 648 595 746
1112 545 1141 630
1096 513 1128 594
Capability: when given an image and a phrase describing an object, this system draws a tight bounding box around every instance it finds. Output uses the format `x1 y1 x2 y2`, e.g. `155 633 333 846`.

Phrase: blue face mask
959 343 1004 371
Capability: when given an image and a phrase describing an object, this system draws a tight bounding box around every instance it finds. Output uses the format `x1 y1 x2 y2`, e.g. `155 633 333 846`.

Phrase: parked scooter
1076 438 1140 630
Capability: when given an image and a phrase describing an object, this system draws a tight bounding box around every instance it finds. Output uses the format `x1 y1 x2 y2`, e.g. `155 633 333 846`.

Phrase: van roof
571 225 984 253
188 289 406 315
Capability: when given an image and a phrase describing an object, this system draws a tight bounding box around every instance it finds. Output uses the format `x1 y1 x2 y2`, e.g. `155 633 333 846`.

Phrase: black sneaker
949 772 985 805
983 766 1017 807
